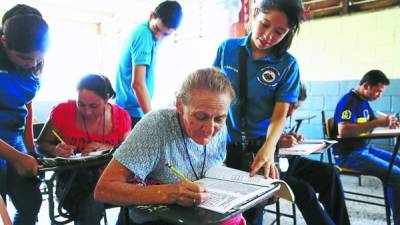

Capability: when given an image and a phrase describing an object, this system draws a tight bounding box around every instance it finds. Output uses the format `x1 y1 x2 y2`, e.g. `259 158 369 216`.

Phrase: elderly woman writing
37 74 131 225
95 68 246 225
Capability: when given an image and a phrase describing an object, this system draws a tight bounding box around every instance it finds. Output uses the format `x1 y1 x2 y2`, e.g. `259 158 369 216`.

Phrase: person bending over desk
213 0 304 223
37 74 131 225
95 68 246 225
279 82 349 225
333 70 400 225
0 6 49 224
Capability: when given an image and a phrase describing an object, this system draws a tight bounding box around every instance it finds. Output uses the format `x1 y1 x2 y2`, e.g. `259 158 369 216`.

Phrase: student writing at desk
37 74 131 225
333 70 400 225
95 68 246 225
0 6 49 224
279 82 349 225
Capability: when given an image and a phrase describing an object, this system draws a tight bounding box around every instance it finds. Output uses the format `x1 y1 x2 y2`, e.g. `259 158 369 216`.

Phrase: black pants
283 157 350 225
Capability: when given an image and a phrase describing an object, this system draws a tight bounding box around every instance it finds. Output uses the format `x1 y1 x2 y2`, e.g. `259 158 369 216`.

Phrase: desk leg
383 136 400 225
45 173 57 225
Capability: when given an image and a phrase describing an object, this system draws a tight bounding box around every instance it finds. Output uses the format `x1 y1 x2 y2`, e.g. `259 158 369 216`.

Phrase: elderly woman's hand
170 180 208 207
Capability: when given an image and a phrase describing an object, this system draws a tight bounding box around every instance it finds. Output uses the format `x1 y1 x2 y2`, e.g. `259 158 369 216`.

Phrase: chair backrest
321 110 336 139
0 195 12 225
33 123 45 139
321 110 339 164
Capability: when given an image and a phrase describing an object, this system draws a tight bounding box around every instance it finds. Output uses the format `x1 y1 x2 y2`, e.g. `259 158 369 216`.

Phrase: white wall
291 7 400 81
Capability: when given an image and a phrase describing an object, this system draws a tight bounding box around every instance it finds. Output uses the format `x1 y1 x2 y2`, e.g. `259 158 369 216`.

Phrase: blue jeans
336 145 400 225
0 137 42 225
2 161 42 225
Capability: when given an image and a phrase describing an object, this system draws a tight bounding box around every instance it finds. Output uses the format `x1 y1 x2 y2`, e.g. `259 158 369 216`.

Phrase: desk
38 153 112 225
337 128 400 225
130 184 279 225
278 141 328 156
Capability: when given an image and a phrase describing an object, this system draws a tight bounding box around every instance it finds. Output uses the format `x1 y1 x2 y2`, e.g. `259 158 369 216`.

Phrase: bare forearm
133 84 152 114
0 139 23 162
36 141 57 157
338 120 380 137
131 66 152 114
24 102 35 153
263 113 287 152
95 181 176 206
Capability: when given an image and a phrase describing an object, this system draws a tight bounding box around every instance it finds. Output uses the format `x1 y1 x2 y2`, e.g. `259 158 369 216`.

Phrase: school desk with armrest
321 110 399 225
129 183 279 225
38 149 126 225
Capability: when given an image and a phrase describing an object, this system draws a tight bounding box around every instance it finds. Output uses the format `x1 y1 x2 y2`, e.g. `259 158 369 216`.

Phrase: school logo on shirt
341 110 352 120
363 109 370 120
257 67 279 86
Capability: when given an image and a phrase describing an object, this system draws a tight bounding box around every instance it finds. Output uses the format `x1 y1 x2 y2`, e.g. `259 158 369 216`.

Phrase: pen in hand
165 163 190 181
376 110 388 117
52 130 65 144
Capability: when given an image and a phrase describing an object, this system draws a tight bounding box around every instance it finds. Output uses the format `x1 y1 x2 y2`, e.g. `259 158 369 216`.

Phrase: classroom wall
291 7 400 81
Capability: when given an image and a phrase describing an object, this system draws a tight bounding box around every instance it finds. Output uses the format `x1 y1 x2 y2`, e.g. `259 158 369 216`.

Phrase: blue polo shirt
0 70 40 149
115 21 159 118
213 35 300 142
333 89 374 155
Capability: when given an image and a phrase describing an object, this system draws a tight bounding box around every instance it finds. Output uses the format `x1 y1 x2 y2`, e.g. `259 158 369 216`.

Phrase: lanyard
176 113 207 180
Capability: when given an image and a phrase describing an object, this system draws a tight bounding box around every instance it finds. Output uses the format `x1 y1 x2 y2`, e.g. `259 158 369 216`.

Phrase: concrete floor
6 174 389 225
263 175 388 225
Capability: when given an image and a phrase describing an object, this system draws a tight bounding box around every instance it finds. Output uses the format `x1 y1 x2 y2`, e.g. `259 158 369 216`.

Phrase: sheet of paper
196 178 273 214
204 166 294 203
204 166 276 187
371 127 400 135
279 143 324 156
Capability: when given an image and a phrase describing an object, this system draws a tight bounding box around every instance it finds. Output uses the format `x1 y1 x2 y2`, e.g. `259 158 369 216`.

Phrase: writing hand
388 116 400 129
55 143 75 157
14 153 42 177
279 135 298 148
292 133 304 142
172 180 208 207
250 145 278 179
81 142 110 156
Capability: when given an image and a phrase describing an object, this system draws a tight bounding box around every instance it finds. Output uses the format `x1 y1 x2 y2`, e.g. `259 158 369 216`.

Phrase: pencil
165 163 189 181
376 110 387 117
52 130 65 144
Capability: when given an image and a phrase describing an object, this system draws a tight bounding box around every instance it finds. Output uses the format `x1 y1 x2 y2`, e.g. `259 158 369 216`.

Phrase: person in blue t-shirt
334 70 400 225
115 1 183 128
213 0 303 223
0 5 50 225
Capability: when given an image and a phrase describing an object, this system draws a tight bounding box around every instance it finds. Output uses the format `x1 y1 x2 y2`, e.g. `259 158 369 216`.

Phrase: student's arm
36 121 75 157
0 139 40 176
338 116 396 137
94 159 208 207
251 102 289 178
23 102 35 154
131 65 152 114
